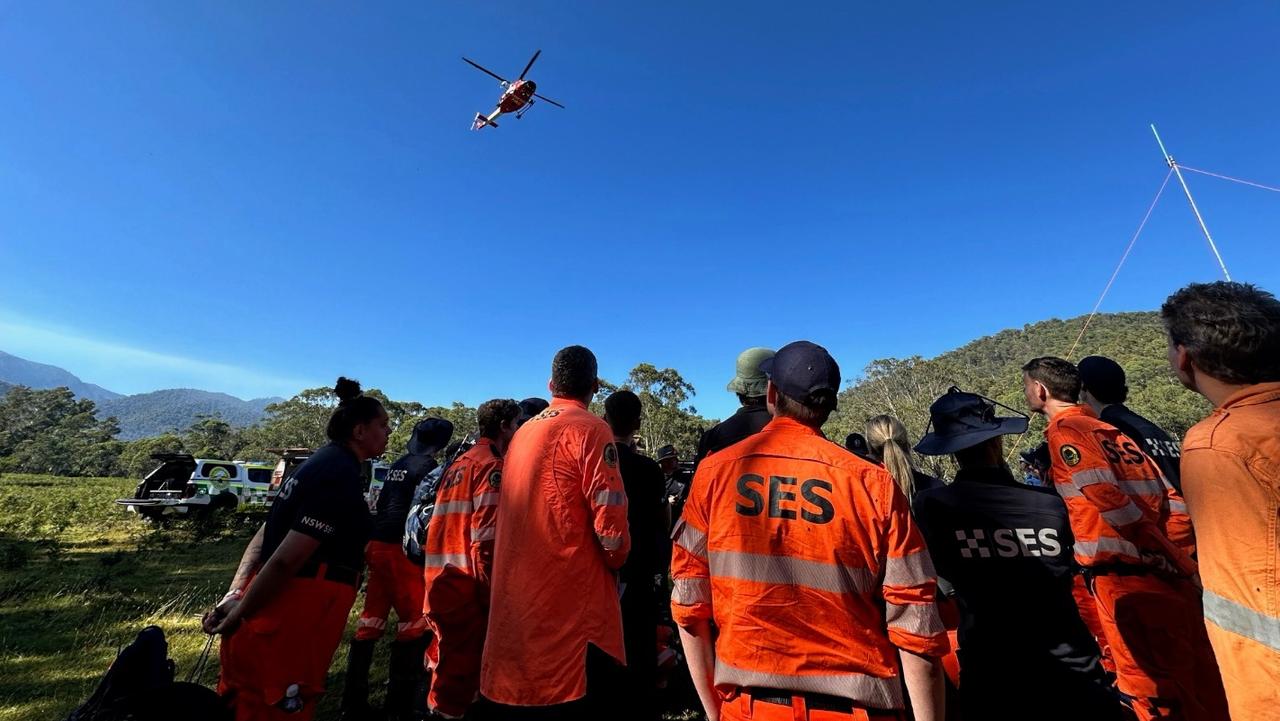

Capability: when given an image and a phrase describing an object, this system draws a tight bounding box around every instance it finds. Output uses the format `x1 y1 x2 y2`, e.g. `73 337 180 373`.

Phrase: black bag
402 434 476 565
65 626 228 721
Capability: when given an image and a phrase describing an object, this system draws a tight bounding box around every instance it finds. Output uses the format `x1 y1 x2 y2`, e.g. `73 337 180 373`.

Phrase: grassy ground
0 473 404 721
0 474 703 720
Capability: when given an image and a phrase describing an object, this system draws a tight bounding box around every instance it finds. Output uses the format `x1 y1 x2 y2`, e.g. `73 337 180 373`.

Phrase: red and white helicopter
463 50 565 130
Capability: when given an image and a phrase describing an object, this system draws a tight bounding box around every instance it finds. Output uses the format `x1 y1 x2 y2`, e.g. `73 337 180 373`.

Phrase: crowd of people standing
202 279 1280 721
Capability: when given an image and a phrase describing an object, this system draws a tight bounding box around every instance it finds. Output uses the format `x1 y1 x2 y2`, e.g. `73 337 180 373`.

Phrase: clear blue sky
3 2 1279 419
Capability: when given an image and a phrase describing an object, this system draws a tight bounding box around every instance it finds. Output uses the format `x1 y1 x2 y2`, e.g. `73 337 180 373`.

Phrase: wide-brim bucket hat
915 387 1029 456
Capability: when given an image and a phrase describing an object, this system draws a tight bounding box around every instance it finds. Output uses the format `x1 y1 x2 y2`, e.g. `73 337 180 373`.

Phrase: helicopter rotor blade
462 57 508 84
532 93 565 109
518 49 541 80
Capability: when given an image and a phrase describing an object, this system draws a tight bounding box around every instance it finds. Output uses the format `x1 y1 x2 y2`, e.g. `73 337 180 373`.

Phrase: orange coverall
422 437 503 718
1180 382 1280 719
355 541 428 641
1046 405 1227 720
480 397 631 706
670 417 948 720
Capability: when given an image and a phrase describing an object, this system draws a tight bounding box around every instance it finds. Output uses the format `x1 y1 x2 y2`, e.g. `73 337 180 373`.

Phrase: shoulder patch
487 469 501 490
1060 444 1082 467
604 443 618 469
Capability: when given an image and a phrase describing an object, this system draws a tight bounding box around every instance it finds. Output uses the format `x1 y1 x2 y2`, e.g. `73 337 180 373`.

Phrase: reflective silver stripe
474 493 500 508
716 658 903 710
672 521 708 560
598 532 624 551
425 553 470 569
434 501 472 515
1204 590 1280 652
593 490 626 507
708 550 874 595
1074 537 1139 560
1169 500 1188 514
1118 479 1165 496
885 602 945 636
357 617 386 629
472 526 495 542
1101 503 1144 527
1054 482 1083 498
883 550 937 588
1071 468 1117 489
671 577 711 605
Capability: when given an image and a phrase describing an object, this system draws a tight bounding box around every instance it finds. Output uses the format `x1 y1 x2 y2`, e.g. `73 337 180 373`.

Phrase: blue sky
3 2 1279 419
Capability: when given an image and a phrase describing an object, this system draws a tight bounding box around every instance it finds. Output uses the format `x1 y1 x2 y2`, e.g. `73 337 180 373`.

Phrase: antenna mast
1150 124 1232 280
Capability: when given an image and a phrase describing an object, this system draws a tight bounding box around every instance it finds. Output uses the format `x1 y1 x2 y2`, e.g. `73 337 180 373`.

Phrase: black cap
759 341 841 409
1078 356 1127 403
656 444 678 461
518 397 550 419
915 387 1029 456
845 432 870 459
408 417 454 456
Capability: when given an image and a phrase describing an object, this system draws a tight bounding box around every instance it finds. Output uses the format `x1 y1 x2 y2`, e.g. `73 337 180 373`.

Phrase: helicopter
463 50 565 130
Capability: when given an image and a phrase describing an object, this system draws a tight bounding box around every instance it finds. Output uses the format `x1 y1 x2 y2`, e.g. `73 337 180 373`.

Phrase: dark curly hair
1162 281 1280 385
550 345 598 400
1022 357 1081 403
477 398 521 440
325 377 385 443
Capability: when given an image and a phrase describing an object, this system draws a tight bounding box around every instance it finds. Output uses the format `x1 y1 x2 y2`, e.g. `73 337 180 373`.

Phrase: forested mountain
0 350 120 402
98 390 281 440
825 311 1209 477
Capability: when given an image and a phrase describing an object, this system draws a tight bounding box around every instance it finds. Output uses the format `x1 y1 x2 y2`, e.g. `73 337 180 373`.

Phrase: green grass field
0 474 702 720
0 473 404 721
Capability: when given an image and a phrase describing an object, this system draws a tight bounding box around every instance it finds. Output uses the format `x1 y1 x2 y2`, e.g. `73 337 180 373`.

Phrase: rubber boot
340 638 378 720
385 636 429 721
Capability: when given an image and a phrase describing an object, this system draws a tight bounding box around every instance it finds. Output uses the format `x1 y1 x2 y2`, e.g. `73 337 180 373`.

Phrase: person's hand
202 596 242 635
1139 551 1179 578
209 604 243 636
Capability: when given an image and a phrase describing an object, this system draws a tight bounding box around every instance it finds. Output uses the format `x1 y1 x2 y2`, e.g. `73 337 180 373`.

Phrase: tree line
0 312 1204 480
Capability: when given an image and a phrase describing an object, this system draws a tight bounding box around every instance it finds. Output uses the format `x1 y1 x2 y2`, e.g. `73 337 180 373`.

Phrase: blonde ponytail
865 415 917 498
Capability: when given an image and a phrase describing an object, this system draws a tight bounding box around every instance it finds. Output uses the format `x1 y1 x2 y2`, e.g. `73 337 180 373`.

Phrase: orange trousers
355 540 428 641
218 575 356 721
720 691 904 721
425 605 488 718
1091 574 1228 720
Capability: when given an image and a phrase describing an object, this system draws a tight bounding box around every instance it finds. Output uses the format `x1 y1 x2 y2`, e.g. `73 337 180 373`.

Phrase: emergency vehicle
116 451 389 518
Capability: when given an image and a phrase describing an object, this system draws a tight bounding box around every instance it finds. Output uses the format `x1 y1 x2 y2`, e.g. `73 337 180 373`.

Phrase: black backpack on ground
65 626 228 721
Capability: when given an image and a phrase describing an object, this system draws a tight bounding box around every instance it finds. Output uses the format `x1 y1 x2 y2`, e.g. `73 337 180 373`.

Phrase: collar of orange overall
1218 381 1280 410
761 415 824 438
550 396 587 411
1049 404 1097 424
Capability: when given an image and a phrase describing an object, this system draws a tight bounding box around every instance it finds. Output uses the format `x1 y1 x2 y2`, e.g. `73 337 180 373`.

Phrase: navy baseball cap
759 341 841 409
408 417 454 456
1078 356 1127 401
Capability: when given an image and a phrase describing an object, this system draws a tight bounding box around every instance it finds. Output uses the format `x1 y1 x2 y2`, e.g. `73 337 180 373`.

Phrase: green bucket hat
727 347 775 397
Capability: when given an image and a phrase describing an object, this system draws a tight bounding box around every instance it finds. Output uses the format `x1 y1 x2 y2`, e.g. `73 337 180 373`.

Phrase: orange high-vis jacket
1181 382 1280 718
481 397 630 706
1045 405 1196 573
423 437 503 614
670 417 948 711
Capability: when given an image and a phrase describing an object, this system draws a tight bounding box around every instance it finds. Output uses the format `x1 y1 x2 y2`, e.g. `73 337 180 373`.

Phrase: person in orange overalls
203 377 390 721
422 398 519 719
342 417 453 721
1162 281 1280 719
481 345 631 720
672 341 948 721
1023 357 1229 721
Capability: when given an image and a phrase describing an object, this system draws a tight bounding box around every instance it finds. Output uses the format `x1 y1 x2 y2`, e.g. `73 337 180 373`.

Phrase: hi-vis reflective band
1170 500 1188 514
1072 468 1117 489
1054 482 1084 498
883 550 937 588
671 577 711 605
1118 479 1166 496
474 493 500 509
357 617 387 630
672 521 707 560
598 532 625 551
425 553 470 569
593 490 625 507
472 527 496 542
885 602 945 636
716 658 903 710
1074 537 1140 560
1101 503 1145 527
1204 590 1280 652
434 501 472 516
708 550 874 595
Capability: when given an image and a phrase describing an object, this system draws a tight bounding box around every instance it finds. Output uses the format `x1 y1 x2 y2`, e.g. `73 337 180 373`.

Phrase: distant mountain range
0 351 282 440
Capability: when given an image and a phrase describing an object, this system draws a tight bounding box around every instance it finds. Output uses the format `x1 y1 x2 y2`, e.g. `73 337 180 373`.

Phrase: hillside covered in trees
0 311 1206 479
